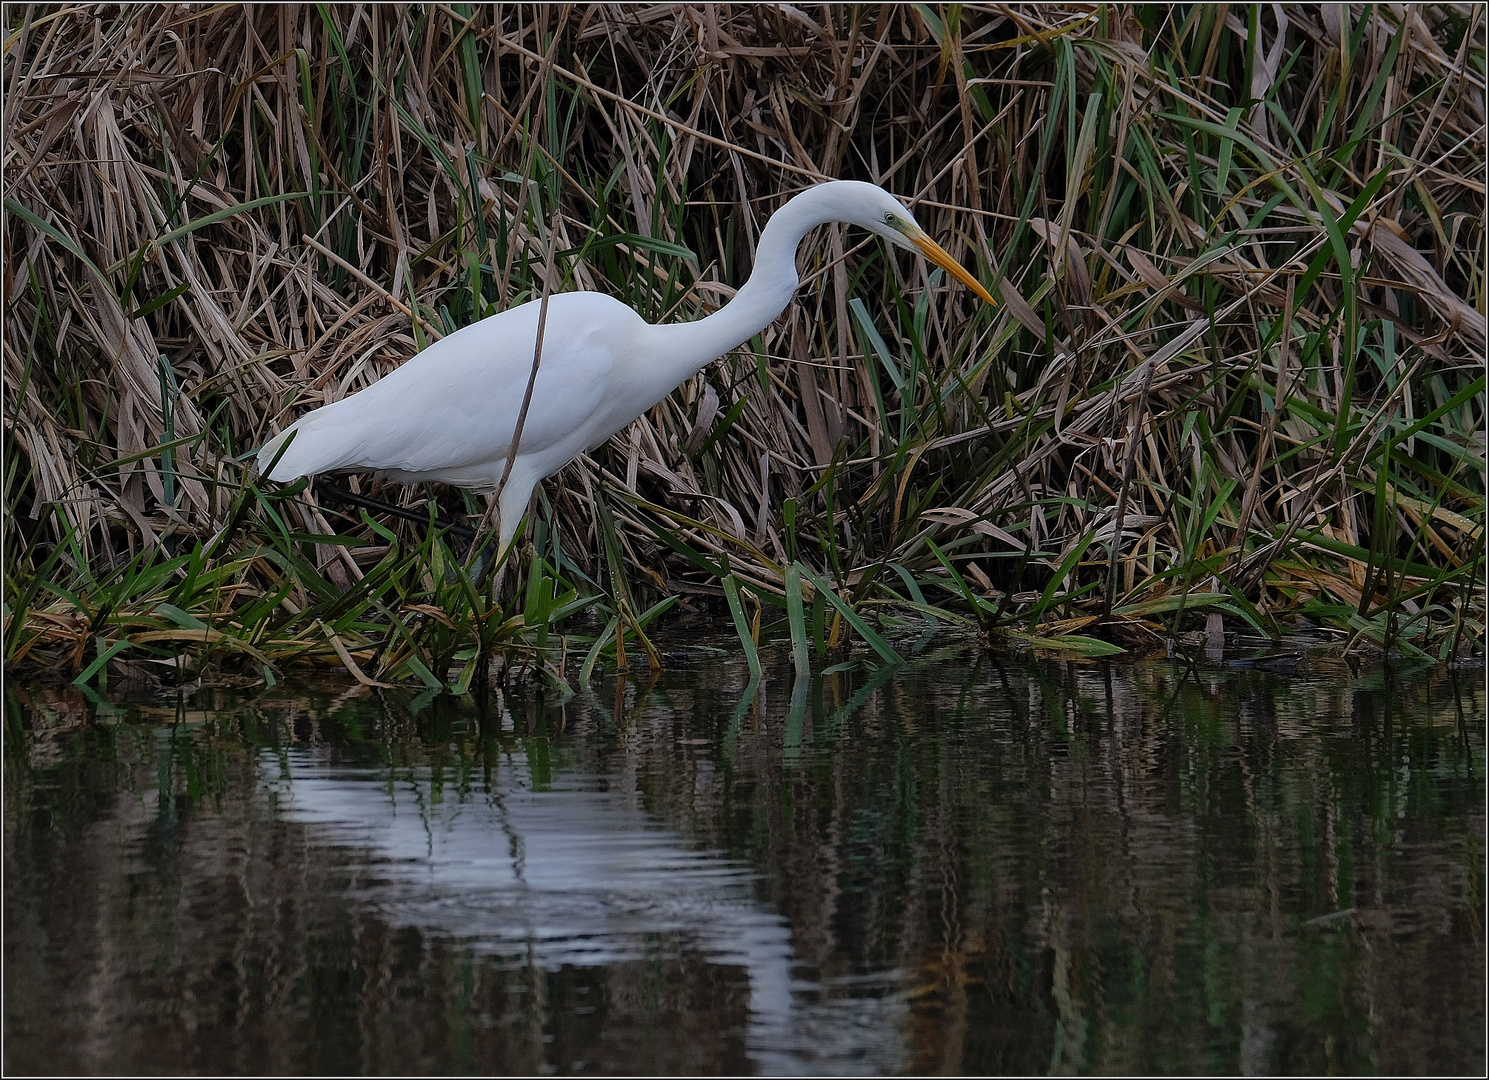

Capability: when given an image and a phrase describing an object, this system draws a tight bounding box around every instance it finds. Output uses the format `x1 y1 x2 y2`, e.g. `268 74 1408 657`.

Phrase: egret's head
833 181 997 307
849 186 925 250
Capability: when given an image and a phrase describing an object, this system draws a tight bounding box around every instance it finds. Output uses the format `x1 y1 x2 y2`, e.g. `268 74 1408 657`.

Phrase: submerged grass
3 4 1485 689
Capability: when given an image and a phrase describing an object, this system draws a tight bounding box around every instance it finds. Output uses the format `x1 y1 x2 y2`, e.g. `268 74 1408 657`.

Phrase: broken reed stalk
1104 357 1157 619
474 208 559 593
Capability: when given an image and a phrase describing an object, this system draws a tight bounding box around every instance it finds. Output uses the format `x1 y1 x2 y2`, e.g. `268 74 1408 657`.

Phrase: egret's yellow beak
907 228 997 307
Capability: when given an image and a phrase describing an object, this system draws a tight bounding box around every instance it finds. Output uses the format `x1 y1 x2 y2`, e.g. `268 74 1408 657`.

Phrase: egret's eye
884 213 896 224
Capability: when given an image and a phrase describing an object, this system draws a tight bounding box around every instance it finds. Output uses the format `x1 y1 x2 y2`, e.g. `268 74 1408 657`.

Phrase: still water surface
5 646 1484 1075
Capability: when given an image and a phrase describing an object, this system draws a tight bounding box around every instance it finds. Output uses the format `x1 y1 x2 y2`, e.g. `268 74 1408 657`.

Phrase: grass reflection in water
4 649 1483 1076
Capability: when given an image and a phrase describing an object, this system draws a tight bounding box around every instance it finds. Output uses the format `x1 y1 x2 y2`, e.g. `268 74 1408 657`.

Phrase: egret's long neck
643 185 844 385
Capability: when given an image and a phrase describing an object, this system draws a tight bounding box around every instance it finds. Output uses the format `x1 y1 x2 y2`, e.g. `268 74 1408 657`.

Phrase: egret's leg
311 478 476 540
464 492 503 590
468 474 536 593
495 472 537 562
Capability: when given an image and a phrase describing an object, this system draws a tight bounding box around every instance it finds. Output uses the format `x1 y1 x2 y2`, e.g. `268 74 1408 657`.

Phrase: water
5 646 1484 1075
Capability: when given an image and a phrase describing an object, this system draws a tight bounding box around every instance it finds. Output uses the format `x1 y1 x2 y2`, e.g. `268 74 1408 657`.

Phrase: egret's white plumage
257 180 994 557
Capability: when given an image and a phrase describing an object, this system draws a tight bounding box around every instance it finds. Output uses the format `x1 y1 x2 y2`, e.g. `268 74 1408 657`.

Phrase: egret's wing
362 328 617 474
264 294 633 482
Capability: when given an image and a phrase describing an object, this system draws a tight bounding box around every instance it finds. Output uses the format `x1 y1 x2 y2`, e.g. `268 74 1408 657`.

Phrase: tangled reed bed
4 4 1485 687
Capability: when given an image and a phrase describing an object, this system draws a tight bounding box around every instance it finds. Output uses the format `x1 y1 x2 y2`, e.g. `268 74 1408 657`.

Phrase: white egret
257 180 995 557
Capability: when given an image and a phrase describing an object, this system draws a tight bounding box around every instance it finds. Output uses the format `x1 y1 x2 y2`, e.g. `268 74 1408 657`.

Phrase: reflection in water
266 749 900 1074
4 648 1485 1075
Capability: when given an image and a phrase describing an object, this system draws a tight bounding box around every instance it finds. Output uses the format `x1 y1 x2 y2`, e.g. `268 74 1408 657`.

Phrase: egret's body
258 181 993 555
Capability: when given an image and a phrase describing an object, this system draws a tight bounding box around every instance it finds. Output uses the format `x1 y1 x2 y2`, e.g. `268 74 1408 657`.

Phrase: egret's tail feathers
255 416 366 482
255 426 297 479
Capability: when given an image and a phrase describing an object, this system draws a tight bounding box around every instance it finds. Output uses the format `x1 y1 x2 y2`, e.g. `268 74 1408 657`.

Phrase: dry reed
4 4 1485 684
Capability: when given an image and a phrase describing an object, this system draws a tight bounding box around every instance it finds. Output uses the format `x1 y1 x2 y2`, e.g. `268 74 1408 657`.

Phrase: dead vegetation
4 4 1485 685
